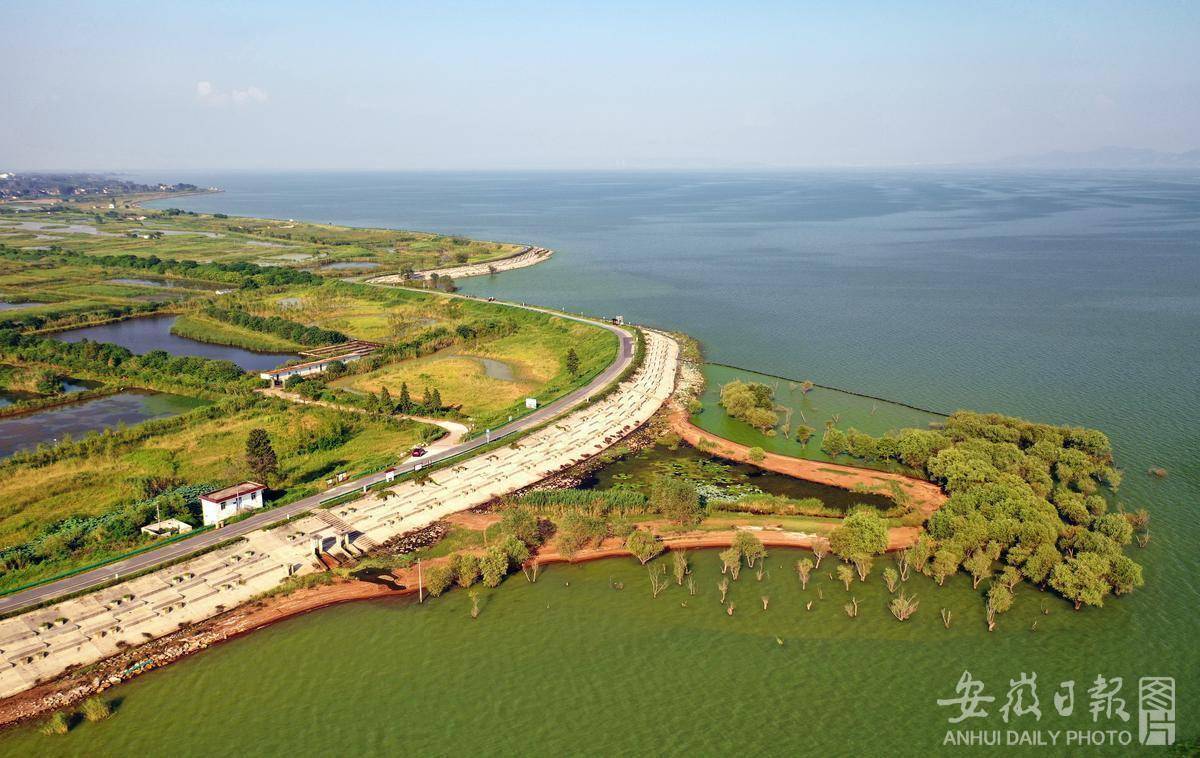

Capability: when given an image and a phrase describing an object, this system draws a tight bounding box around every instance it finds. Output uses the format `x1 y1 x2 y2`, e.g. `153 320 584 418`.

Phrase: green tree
821 427 849 456
794 425 816 444
649 476 704 525
500 535 531 567
499 506 541 546
796 557 814 589
931 547 961 586
719 547 742 579
565 348 580 376
245 428 278 482
398 382 412 412
378 386 393 415
480 546 509 587
81 696 112 722
626 528 664 565
733 531 766 567
828 511 888 559
450 553 480 588
425 565 454 597
1050 552 1111 610
836 564 855 591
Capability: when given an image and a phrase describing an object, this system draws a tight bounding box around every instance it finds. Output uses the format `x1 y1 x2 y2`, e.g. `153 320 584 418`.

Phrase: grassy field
332 306 618 429
252 283 463 342
1 200 524 275
0 402 427 552
0 257 209 329
170 313 304 352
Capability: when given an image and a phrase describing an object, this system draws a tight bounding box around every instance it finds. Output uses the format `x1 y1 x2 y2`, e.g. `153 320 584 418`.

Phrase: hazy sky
2 1 1197 170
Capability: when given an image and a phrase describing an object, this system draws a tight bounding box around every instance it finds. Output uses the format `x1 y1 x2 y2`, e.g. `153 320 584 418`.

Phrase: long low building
259 340 380 385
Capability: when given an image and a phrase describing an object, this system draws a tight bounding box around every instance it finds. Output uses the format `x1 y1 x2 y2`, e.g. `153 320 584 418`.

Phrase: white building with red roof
200 481 267 526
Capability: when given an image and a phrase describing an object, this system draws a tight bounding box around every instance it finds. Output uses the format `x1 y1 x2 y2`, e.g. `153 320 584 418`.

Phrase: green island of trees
818 410 1145 618
719 379 778 434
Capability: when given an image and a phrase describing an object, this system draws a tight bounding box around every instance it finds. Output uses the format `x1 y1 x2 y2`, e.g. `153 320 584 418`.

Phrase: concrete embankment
0 330 678 702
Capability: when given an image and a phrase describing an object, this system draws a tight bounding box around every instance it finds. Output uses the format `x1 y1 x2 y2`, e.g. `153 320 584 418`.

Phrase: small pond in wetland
0 390 207 458
51 315 295 372
580 442 895 511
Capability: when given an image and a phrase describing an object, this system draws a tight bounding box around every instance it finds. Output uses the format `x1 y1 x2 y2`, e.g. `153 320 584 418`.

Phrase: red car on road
410 447 427 458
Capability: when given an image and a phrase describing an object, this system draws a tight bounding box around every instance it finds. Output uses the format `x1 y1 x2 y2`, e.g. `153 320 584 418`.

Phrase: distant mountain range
994 146 1200 169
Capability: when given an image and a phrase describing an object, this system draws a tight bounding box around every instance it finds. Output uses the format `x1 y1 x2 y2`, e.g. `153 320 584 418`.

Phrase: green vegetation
198 305 347 346
0 200 523 276
169 313 303 353
821 410 1144 617
0 399 427 591
694 364 945 471
719 379 778 433
81 697 112 722
38 712 69 736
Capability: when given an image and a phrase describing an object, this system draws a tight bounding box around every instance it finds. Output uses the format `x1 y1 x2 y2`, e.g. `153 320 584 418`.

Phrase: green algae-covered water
72 170 1196 754
0 552 1144 756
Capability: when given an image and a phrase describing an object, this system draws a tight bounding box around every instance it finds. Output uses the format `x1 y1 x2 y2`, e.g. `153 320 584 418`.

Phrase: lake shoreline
0 525 864 731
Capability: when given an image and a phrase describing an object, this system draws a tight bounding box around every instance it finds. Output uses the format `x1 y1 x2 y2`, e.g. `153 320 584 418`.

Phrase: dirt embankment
668 408 947 520
0 512 854 730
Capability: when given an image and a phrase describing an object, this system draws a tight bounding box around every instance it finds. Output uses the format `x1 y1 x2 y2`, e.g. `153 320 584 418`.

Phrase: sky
2 1 1198 171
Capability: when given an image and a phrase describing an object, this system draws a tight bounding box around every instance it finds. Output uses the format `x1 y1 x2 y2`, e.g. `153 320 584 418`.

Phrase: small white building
200 481 266 526
140 518 194 538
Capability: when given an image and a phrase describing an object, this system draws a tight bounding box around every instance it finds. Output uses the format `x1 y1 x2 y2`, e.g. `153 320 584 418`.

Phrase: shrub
425 565 454 597
81 697 112 722
39 711 69 735
449 553 480 588
479 546 509 587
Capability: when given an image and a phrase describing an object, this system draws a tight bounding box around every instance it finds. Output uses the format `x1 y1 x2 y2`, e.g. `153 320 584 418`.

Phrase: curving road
0 298 634 616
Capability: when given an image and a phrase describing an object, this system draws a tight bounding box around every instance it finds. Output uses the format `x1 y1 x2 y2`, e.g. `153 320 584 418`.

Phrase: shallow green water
693 364 944 471
84 170 1199 753
1 551 1144 756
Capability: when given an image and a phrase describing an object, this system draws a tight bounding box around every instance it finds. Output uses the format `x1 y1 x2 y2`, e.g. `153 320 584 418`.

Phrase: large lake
52 314 294 372
64 170 1191 754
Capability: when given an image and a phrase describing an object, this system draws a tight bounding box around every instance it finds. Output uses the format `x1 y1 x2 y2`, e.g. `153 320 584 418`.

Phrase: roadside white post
417 558 424 603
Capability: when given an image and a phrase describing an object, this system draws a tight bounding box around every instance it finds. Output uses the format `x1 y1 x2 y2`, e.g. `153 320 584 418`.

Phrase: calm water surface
52 315 294 372
37 171 1189 754
0 390 206 457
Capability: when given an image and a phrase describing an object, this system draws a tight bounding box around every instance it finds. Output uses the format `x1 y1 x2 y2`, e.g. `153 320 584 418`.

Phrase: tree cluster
719 380 778 433
202 306 348 346
825 411 1144 613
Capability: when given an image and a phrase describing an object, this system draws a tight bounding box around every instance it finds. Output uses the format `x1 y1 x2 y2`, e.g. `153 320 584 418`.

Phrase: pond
0 390 207 458
320 261 380 270
52 315 295 372
580 441 896 511
106 277 171 288
449 353 517 381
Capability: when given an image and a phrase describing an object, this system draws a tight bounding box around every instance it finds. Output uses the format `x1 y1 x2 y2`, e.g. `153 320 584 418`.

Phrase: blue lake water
133 171 1200 752
52 314 294 372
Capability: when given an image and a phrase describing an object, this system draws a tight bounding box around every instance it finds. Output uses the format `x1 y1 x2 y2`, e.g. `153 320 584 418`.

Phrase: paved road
0 300 635 615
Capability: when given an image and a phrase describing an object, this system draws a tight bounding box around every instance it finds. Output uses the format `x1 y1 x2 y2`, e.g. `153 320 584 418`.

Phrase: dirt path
668 408 947 519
